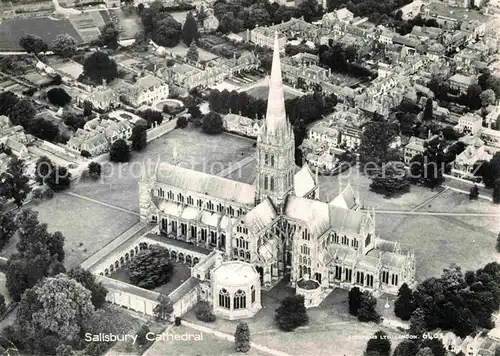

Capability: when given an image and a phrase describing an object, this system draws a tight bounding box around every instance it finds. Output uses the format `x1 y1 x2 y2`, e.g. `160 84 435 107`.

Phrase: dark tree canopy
47 88 72 107
234 321 251 352
182 11 199 46
88 162 102 178
140 109 163 128
110 139 131 163
202 111 224 134
348 286 362 316
140 4 182 48
52 34 77 58
394 283 415 321
359 120 399 168
0 157 31 207
275 294 308 331
366 331 391 356
131 124 148 151
19 34 48 54
98 23 120 49
369 161 410 197
357 291 380 323
44 166 71 191
393 340 418 356
67 267 108 309
128 245 174 289
83 51 118 84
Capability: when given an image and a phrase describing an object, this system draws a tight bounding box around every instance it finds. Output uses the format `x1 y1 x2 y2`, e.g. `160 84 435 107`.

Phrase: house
396 0 424 20
403 136 426 164
452 145 495 178
308 120 340 149
203 12 219 31
481 128 500 148
83 85 120 112
131 75 169 107
67 129 110 156
223 112 261 138
448 73 478 94
456 113 483 135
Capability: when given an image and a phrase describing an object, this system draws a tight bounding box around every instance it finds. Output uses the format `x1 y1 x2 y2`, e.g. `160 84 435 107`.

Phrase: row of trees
19 33 78 57
0 91 61 142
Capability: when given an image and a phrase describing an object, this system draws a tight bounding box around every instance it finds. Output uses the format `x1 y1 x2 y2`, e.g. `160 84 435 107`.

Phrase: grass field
109 8 142 39
0 193 139 268
245 85 299 101
168 43 219 62
70 127 255 212
0 17 83 51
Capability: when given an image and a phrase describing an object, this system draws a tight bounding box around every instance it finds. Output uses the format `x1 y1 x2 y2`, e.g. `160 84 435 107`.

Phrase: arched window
197 199 203 207
219 289 230 309
251 285 256 303
245 251 251 260
264 176 268 190
270 177 275 191
239 249 245 257
264 153 269 165
234 289 246 310
270 155 275 167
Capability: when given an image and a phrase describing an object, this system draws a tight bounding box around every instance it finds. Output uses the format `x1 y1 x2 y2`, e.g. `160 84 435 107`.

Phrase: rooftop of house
449 73 477 85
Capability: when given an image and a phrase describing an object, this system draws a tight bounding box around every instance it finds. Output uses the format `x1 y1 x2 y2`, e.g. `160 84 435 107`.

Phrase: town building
403 136 426 164
448 73 478 94
138 33 416 303
452 145 495 178
223 112 261 138
79 84 120 112
456 113 483 135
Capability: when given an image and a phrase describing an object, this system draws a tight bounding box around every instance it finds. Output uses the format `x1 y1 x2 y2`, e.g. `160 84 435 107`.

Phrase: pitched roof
328 206 366 235
294 164 316 197
155 163 256 206
285 196 330 238
244 198 277 234
329 183 358 210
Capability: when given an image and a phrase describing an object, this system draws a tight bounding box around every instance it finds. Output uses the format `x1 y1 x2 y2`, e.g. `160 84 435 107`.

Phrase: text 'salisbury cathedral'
139 32 416 312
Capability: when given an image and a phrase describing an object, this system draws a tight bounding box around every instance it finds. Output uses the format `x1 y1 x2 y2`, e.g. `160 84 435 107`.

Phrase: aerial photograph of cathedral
0 0 499 355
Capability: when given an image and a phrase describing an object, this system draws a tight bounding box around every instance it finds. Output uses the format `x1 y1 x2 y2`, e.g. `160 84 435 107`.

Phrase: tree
67 266 108 309
202 111 224 134
348 286 362 316
480 89 496 107
98 23 120 49
195 301 216 322
34 156 54 184
0 199 17 251
420 338 446 356
370 161 410 197
44 166 71 191
415 348 434 356
494 179 500 204
366 331 391 356
234 322 251 352
357 291 380 323
14 274 94 352
393 340 418 356
359 121 399 168
10 98 36 127
128 245 173 289
153 293 174 320
136 324 150 346
29 117 60 142
83 51 118 84
110 139 131 163
131 124 148 151
186 41 199 62
47 88 72 107
63 111 86 131
469 184 479 200
182 11 199 46
154 15 182 48
55 344 74 356
19 34 48 54
275 294 308 331
140 109 163 128
88 162 102 179
83 309 118 355
466 84 483 110
0 294 5 315
423 98 433 121
0 157 31 207
52 34 77 58
394 283 415 321
176 116 188 129
83 100 93 117
0 91 19 117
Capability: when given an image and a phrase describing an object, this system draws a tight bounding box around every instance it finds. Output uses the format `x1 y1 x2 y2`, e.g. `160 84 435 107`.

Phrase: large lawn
70 127 255 212
168 43 219 62
145 325 263 356
0 194 139 268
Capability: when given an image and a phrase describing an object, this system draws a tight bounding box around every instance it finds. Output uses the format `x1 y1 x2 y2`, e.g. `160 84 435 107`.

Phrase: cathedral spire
265 32 287 136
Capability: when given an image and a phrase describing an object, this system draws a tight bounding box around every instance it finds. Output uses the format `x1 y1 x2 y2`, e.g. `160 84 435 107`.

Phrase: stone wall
147 118 178 142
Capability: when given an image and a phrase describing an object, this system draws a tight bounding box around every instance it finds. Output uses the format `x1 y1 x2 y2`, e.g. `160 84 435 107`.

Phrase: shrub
81 150 91 158
136 324 150 346
175 317 181 326
176 116 188 129
195 301 216 323
43 187 54 199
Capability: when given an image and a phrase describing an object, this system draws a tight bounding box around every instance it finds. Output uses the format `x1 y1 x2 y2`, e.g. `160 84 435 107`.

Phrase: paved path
445 185 493 202
63 191 140 216
181 320 292 356
217 153 256 178
411 187 449 212
364 210 500 217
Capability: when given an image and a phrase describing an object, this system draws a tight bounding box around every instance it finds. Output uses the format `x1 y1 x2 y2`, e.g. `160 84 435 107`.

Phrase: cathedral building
139 33 416 299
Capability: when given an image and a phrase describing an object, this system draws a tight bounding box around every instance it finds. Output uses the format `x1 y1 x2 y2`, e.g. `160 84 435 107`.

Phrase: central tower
256 32 295 211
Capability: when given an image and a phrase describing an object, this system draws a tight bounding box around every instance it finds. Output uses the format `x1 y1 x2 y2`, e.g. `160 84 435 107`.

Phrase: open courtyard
244 85 301 101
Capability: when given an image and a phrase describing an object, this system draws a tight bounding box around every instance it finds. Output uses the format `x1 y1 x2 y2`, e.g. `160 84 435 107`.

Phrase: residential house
481 128 500 148
404 136 426 164
223 112 261 138
452 145 495 178
67 129 110 156
130 75 169 107
307 120 340 149
82 85 120 112
456 113 483 135
396 0 424 20
448 73 477 94
203 11 219 31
